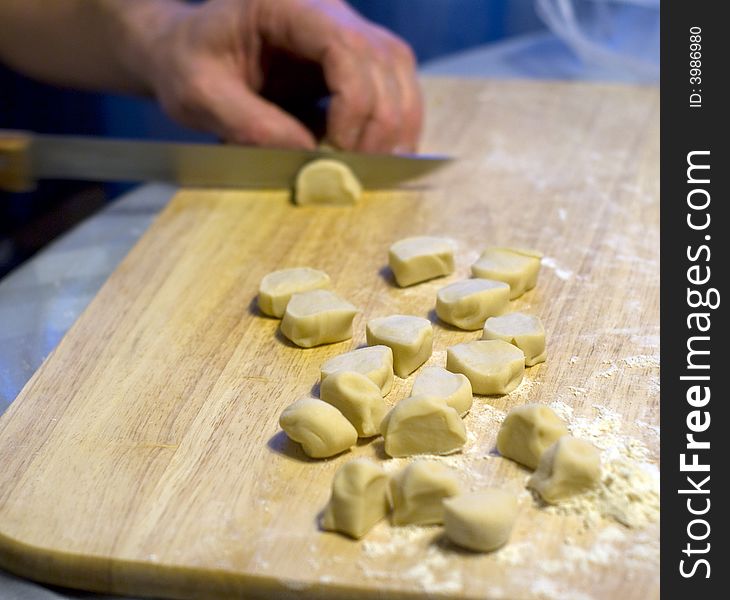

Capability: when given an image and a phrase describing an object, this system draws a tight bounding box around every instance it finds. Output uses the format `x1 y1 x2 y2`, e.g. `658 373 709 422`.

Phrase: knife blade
0 131 451 192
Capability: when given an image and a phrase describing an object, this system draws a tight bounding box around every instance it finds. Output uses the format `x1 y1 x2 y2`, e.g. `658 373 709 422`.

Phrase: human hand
130 0 423 152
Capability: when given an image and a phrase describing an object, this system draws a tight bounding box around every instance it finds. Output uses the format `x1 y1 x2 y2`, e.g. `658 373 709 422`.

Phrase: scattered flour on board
549 400 574 422
530 577 596 600
595 363 620 378
568 386 587 397
542 257 574 280
540 526 656 575
359 527 463 594
519 526 658 599
623 354 660 369
507 376 540 402
630 334 660 348
547 403 660 528
349 379 659 596
595 354 659 379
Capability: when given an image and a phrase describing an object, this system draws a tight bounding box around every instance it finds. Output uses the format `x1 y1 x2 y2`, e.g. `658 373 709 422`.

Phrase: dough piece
496 403 569 469
380 395 466 458
279 397 357 458
411 366 473 416
258 267 330 318
320 345 394 396
528 436 601 503
366 315 433 378
443 489 518 552
280 290 358 348
483 312 547 367
295 158 362 205
388 236 456 287
389 460 461 525
446 340 525 395
321 458 389 539
320 371 388 437
436 279 510 330
471 247 542 299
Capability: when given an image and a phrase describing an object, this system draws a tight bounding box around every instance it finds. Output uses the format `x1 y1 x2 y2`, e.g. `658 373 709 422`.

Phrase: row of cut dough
388 236 542 298
321 457 518 553
279 354 473 459
258 262 546 394
258 267 359 348
497 403 602 503
279 309 548 459
256 239 544 350
317 402 602 551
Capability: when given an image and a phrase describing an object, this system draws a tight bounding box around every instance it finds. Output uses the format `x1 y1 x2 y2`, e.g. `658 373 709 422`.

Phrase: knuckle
374 104 400 134
341 89 371 119
333 27 369 56
388 36 416 66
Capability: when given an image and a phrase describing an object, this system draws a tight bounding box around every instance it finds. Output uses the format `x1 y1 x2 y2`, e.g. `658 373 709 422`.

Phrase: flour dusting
542 256 574 280
544 404 660 528
623 354 660 369
359 527 463 594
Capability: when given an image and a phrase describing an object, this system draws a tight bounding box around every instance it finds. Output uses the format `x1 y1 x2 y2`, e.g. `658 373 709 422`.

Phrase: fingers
323 33 375 151
322 26 423 153
353 32 423 153
210 77 318 148
390 41 424 152
151 0 422 151
162 61 317 149
258 0 423 153
354 62 401 153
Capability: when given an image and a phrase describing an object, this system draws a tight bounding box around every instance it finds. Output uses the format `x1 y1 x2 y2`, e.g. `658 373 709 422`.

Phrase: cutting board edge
0 529 442 600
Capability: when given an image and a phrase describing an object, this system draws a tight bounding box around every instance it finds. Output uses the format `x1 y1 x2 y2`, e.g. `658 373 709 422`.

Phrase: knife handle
0 130 35 193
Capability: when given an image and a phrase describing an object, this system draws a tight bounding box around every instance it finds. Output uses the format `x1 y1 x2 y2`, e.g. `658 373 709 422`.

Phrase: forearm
0 0 186 95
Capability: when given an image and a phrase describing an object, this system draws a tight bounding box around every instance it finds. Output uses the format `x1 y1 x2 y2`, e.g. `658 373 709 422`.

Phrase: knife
0 130 451 193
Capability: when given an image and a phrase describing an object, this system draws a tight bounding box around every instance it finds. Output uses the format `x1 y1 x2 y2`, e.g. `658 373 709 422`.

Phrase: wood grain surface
0 79 660 599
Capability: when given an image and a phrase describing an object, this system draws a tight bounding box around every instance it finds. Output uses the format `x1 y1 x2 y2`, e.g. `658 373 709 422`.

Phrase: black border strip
660 2 727 597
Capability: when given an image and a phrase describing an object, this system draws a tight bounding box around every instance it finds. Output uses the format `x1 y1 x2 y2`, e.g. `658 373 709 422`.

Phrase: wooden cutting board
0 79 659 599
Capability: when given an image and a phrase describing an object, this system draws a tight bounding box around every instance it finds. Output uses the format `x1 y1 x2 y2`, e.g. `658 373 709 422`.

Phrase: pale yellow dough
380 395 466 457
320 371 388 437
436 279 510 330
443 489 518 552
366 315 433 378
388 236 456 287
320 345 394 396
321 458 389 539
446 340 525 395
471 247 542 299
278 397 357 458
528 436 601 503
389 460 461 526
295 158 362 205
280 289 358 348
496 403 569 469
483 312 547 366
257 267 330 318
411 366 473 416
